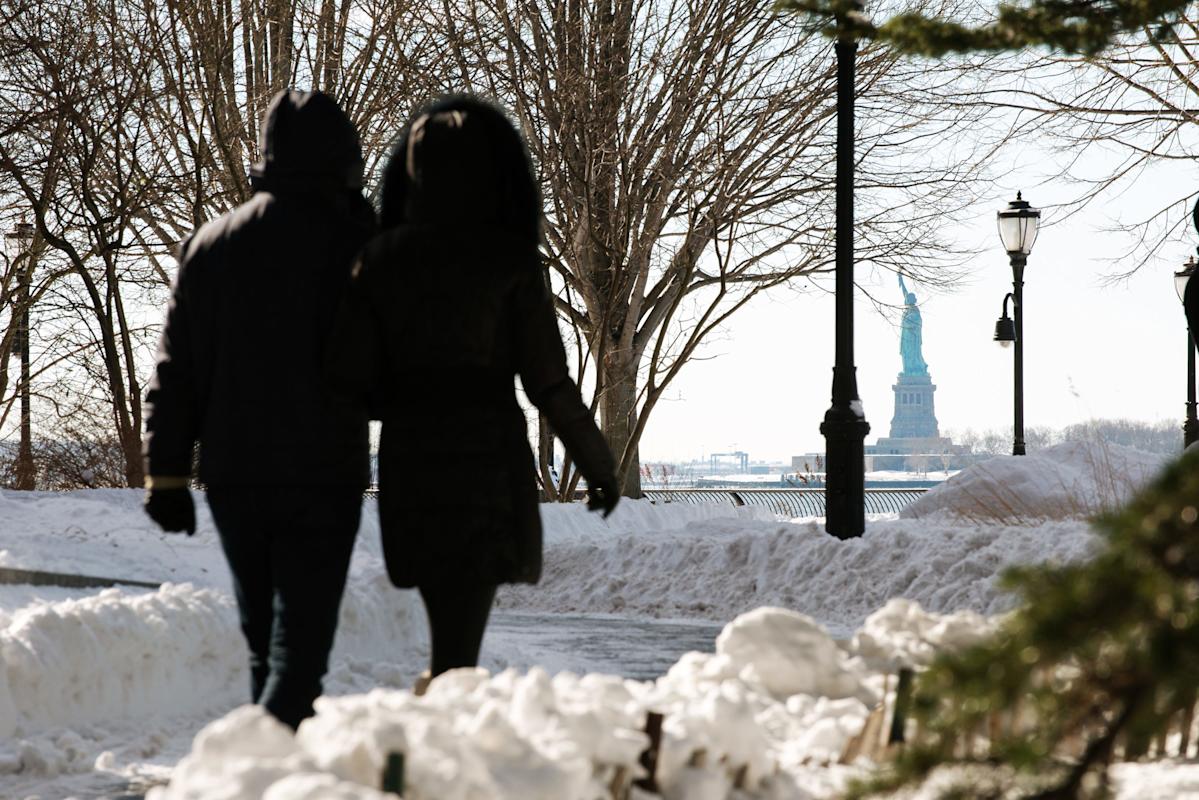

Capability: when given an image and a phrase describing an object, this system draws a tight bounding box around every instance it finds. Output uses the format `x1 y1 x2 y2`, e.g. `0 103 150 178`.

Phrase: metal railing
366 486 928 515
641 487 927 516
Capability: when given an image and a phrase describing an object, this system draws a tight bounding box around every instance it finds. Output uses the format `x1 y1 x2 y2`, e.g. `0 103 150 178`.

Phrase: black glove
586 475 620 519
145 487 196 535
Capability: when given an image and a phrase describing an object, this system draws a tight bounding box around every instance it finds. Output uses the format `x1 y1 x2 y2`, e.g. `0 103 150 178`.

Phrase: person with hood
142 90 375 729
328 96 619 681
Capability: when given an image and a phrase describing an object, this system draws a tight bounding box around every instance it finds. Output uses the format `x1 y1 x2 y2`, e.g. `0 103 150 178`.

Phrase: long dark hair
379 96 540 245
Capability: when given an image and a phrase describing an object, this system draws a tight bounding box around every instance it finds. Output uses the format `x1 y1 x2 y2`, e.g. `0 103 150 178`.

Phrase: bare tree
439 0 991 496
957 21 1199 276
2 0 993 496
0 0 176 486
138 0 439 249
0 0 435 485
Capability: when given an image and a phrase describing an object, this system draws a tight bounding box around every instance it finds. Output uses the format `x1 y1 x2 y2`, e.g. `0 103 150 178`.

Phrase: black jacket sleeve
326 257 384 416
512 266 616 484
143 237 201 479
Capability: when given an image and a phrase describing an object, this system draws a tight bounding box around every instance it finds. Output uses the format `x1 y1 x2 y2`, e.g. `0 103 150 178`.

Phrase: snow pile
849 599 1001 671
1111 762 1199 799
499 511 1098 635
709 608 863 700
649 608 874 783
538 499 778 544
146 704 394 800
0 488 1091 640
0 490 778 780
327 571 428 668
0 488 227 586
152 603 1005 800
0 574 426 745
0 491 1098 738
0 584 240 741
902 441 1167 522
0 488 774 587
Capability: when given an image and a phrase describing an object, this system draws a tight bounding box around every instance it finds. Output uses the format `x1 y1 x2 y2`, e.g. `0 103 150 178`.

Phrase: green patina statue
898 275 928 376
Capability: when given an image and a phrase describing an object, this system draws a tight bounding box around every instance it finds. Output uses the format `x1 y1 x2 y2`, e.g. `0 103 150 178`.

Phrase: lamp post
3 220 34 489
820 2 871 540
1174 256 1198 448
993 294 1016 347
996 193 1040 456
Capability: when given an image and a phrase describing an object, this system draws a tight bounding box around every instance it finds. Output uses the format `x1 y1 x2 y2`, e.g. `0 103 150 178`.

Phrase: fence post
382 751 405 795
888 668 914 745
632 711 664 792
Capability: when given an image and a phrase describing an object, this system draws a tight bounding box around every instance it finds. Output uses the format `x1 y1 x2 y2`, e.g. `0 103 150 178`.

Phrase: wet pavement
87 612 726 799
485 611 724 681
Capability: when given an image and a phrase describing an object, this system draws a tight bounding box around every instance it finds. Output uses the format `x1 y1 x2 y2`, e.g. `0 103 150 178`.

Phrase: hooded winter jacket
327 97 616 586
143 90 376 488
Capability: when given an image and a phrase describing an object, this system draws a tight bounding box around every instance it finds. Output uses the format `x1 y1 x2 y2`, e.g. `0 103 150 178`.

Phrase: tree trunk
600 356 642 498
537 413 556 501
268 0 293 93
121 432 144 489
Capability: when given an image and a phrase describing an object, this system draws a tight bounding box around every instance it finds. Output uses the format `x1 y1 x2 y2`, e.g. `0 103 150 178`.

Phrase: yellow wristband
145 475 191 490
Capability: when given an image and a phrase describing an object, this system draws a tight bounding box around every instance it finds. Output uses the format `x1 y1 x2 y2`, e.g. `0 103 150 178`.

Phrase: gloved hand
586 475 620 519
145 486 196 535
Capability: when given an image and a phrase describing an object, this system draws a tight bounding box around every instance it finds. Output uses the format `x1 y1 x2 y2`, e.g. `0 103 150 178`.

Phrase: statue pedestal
862 372 974 472
889 372 938 440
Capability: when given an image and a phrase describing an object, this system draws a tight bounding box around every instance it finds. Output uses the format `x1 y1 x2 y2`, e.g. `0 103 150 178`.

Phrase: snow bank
0 488 228 586
0 489 1097 779
0 489 773 585
901 441 1167 522
538 498 777 544
499 510 1098 635
0 491 766 744
153 602 1005 800
0 584 239 741
0 573 426 743
1 489 1089 640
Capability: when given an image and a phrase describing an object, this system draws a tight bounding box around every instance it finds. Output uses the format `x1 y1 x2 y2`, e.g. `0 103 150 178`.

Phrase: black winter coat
143 189 375 487
328 225 616 586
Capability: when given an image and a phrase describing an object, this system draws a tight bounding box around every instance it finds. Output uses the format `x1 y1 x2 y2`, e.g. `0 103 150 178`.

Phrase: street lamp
3 220 35 489
993 294 1016 347
996 192 1040 456
1174 256 1198 448
820 0 871 540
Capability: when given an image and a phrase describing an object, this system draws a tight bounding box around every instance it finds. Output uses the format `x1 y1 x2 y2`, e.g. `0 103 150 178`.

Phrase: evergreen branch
845 447 1199 797
778 0 1196 55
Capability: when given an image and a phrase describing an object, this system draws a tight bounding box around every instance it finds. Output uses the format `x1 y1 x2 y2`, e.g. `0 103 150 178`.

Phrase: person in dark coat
328 95 620 678
142 89 375 729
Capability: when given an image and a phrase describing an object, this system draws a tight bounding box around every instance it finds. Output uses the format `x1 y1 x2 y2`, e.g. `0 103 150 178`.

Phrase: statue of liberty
898 275 928 376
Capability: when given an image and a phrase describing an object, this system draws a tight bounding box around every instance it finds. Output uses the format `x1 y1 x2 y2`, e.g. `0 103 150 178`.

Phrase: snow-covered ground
901 441 1165 521
1 442 1190 799
505 508 1094 636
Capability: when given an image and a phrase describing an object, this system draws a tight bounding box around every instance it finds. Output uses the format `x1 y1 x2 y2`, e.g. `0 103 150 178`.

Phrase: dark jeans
207 486 362 729
419 581 497 676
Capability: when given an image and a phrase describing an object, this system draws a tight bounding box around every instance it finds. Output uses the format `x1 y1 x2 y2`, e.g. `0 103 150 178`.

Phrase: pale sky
636 145 1191 464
